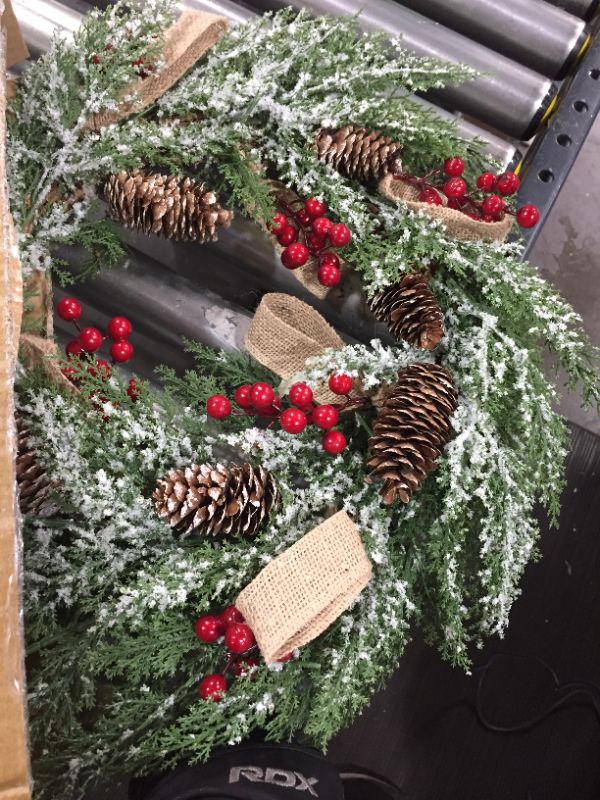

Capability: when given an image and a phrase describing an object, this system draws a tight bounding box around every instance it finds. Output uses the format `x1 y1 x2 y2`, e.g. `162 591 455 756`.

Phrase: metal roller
248 0 556 140
546 0 599 20
397 0 588 79
178 0 257 22
11 0 86 59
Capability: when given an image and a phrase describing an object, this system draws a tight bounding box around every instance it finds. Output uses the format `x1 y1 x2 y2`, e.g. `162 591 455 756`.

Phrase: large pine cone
368 274 444 350
104 169 233 242
315 125 402 184
153 463 279 537
367 363 458 504
16 417 52 516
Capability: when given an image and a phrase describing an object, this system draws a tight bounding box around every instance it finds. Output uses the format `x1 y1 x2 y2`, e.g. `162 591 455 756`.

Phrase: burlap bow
236 511 372 662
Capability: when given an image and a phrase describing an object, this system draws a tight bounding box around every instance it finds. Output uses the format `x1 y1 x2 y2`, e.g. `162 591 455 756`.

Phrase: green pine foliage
7 2 600 799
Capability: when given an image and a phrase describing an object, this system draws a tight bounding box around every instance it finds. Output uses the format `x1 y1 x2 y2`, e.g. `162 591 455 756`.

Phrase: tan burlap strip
236 511 372 662
83 11 228 132
267 182 349 300
245 293 343 404
378 174 513 243
20 334 78 394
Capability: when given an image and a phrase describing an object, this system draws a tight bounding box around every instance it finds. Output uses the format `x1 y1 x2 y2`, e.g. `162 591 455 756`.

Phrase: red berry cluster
271 197 352 288
57 297 135 365
90 44 155 78
393 156 540 229
195 605 292 702
206 372 358 456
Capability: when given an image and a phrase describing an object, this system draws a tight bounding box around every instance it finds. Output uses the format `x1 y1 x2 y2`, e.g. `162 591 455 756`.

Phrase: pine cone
367 363 458 504
104 169 233 243
16 417 52 516
153 463 279 537
315 125 402 184
368 274 444 350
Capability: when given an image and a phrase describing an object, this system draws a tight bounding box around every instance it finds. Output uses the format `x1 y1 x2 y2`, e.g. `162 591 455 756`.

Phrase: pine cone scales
368 274 444 350
16 418 52 515
367 364 458 504
104 169 233 242
315 125 402 184
153 463 279 537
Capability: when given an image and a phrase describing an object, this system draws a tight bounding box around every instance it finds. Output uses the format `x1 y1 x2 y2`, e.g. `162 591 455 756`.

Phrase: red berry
234 385 253 409
224 623 255 654
312 404 339 430
319 251 340 268
312 216 333 237
443 177 467 199
447 198 466 210
323 430 347 455
194 614 223 643
516 204 540 229
281 243 309 269
476 172 496 191
262 395 281 417
277 226 298 246
107 316 133 341
199 674 227 702
78 327 103 352
328 372 353 395
57 297 82 322
419 188 442 205
233 657 259 677
206 394 232 419
495 171 520 196
277 652 293 663
295 208 312 226
280 407 308 434
443 156 465 177
289 382 313 407
66 339 84 357
329 223 351 248
250 382 275 409
219 605 245 629
271 212 288 234
61 365 77 382
306 232 327 252
481 194 504 216
305 197 327 218
91 53 100 64
87 358 112 379
109 340 134 363
127 378 139 402
318 263 341 287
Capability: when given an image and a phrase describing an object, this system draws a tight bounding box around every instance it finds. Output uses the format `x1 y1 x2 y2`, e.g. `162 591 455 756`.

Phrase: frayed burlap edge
245 293 343 405
236 511 372 662
267 181 350 300
83 11 228 132
378 174 513 243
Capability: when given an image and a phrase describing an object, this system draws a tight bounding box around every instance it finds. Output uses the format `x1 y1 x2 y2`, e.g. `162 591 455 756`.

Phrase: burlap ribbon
20 334 78 394
267 182 350 300
83 11 228 132
245 293 343 404
378 174 513 243
236 511 372 663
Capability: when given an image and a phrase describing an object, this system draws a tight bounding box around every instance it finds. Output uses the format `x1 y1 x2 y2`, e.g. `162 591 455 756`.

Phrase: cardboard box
1 5 31 799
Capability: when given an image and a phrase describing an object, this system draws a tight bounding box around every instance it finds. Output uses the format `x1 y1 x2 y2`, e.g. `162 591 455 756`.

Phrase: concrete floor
530 116 600 435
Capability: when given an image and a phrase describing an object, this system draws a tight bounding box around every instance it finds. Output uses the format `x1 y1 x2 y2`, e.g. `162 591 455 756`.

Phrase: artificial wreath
7 1 600 798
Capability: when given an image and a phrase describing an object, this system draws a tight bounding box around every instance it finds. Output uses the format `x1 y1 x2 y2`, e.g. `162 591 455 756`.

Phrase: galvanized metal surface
396 0 587 79
546 0 599 20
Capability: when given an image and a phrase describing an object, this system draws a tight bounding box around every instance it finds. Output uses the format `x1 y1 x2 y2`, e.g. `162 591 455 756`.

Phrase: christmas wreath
7 2 600 798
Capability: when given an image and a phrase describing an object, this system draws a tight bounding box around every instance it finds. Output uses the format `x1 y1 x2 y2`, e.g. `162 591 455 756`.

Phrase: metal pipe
546 0 599 20
178 0 257 22
247 0 556 140
396 0 587 79
11 0 85 59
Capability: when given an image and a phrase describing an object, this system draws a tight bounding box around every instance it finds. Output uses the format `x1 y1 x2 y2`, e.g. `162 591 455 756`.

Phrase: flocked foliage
6 1 600 799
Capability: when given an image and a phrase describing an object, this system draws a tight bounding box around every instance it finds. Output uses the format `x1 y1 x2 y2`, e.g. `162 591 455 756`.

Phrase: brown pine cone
315 125 402 184
368 274 444 350
103 169 233 243
152 463 279 537
16 417 53 516
367 363 458 504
